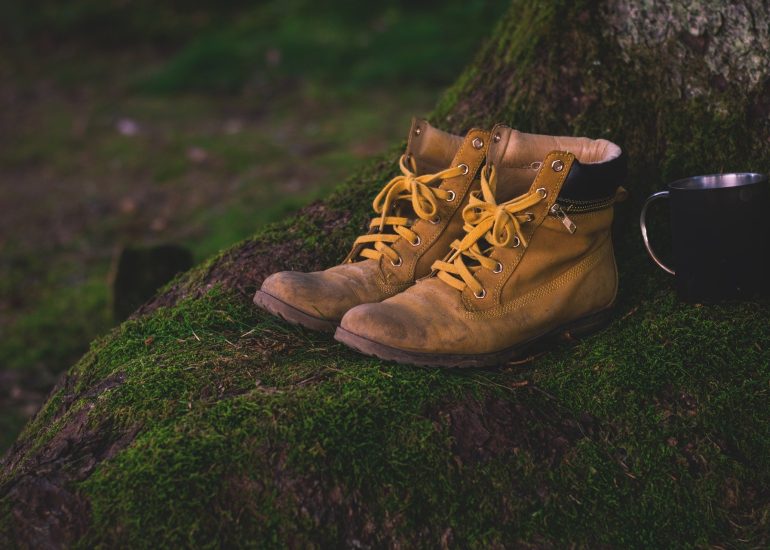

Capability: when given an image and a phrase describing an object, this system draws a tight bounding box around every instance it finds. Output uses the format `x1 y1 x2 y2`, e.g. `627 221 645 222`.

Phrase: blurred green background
0 0 508 451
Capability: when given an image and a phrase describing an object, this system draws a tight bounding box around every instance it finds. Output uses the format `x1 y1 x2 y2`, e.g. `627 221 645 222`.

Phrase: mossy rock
2 1 770 547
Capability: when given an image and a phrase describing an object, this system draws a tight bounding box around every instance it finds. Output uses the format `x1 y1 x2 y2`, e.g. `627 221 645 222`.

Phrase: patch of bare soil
438 393 595 467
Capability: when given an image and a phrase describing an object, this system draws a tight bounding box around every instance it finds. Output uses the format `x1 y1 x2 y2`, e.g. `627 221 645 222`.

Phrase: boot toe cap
340 301 441 354
339 282 486 356
260 271 351 321
341 303 415 343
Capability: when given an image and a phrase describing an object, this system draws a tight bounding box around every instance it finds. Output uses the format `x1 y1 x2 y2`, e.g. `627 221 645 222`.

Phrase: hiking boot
254 118 490 331
335 125 627 366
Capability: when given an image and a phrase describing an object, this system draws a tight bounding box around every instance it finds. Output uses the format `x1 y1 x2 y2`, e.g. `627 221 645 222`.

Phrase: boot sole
253 290 338 333
334 307 614 368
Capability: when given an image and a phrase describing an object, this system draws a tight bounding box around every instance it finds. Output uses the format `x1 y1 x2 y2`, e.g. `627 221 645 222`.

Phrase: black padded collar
560 151 627 201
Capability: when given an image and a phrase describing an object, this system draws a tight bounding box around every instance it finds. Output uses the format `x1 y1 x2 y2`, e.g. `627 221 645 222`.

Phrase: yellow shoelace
432 165 546 296
353 155 467 264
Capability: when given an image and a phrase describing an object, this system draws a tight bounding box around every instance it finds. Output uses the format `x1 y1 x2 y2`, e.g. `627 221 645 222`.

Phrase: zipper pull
550 203 577 234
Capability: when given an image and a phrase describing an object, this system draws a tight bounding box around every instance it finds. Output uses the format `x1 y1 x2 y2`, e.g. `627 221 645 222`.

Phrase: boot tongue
488 127 561 203
406 118 464 175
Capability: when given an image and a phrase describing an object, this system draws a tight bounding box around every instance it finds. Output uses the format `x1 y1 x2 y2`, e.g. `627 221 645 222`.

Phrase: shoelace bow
353 155 466 264
433 165 546 296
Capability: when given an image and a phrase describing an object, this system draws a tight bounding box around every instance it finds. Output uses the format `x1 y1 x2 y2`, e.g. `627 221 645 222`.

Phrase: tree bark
2 1 770 547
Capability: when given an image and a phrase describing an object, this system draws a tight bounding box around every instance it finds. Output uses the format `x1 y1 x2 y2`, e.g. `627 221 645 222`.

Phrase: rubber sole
253 290 338 333
334 307 614 368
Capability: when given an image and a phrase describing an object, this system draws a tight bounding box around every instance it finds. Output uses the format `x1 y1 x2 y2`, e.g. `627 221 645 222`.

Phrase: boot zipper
556 195 616 213
548 195 617 233
549 203 577 234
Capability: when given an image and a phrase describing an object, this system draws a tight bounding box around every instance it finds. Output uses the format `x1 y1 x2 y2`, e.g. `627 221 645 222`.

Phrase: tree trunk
3 1 770 547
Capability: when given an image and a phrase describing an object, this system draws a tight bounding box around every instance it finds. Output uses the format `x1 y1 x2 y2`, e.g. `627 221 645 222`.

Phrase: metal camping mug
640 173 770 302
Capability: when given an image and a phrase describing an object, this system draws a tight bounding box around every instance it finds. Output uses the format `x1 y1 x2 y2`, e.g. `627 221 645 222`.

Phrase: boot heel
558 307 613 341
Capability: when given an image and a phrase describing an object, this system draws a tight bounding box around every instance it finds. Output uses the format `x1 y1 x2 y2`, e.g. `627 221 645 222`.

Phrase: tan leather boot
254 119 490 331
335 125 627 366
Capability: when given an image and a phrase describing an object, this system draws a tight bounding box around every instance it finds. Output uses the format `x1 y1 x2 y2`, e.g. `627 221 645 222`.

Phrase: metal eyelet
472 137 484 149
474 288 487 299
446 190 456 202
458 163 469 175
391 257 402 267
524 212 535 221
430 215 441 224
512 236 521 248
551 159 564 172
411 235 421 246
536 187 547 198
493 262 503 273
493 133 501 143
414 127 422 136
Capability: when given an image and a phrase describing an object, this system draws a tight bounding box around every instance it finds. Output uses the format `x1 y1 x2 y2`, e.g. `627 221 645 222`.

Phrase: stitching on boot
464 233 613 320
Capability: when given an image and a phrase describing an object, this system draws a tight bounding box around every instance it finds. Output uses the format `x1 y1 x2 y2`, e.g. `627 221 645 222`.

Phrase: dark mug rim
668 172 768 191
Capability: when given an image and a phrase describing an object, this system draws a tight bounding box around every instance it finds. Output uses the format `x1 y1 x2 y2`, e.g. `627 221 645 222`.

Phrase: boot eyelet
458 163 469 175
493 132 501 143
446 190 456 202
430 215 441 224
536 187 547 198
474 288 487 299
524 212 535 221
493 262 503 273
391 257 402 267
512 236 521 248
411 236 421 246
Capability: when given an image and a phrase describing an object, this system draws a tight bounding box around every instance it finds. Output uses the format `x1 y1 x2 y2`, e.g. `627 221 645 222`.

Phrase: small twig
471 374 529 393
325 365 367 384
294 372 327 387
507 353 545 365
620 305 640 322
527 384 561 403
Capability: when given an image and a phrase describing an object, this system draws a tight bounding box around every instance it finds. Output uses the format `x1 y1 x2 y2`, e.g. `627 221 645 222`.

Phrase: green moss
3 220 767 547
8 267 751 547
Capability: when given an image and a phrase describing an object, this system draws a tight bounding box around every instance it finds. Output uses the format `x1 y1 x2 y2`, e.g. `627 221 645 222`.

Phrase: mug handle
640 191 675 275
